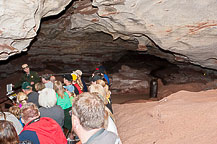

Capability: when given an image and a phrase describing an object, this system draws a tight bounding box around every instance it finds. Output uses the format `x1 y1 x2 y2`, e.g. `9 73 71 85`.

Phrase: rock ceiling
0 0 217 73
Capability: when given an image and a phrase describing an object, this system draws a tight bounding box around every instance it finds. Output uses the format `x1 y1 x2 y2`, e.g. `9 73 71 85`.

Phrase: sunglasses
23 66 29 69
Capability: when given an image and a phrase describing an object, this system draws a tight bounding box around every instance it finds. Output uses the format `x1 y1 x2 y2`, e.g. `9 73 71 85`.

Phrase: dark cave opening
103 50 217 85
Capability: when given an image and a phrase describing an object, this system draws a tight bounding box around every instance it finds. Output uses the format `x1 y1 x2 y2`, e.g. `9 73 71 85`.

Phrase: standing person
54 81 72 132
74 70 88 92
22 82 40 108
71 73 83 95
19 103 67 144
41 74 53 89
0 120 19 144
0 120 32 144
14 64 40 90
63 74 75 103
38 88 64 127
0 107 23 135
71 92 121 144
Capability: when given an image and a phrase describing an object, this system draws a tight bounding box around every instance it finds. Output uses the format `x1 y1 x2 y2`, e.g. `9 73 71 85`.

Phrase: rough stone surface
0 0 72 60
71 0 217 70
113 89 217 144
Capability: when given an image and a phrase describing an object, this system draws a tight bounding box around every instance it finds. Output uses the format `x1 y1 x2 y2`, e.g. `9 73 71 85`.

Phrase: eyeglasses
23 66 29 69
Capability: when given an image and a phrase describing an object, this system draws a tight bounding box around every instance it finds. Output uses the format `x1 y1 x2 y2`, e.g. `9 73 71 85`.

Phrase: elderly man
14 64 40 90
71 92 121 144
19 103 67 144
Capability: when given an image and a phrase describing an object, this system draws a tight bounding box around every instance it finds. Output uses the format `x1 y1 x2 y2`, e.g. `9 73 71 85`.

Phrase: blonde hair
96 80 111 103
96 79 106 87
88 84 108 104
9 106 21 119
35 82 45 91
17 92 28 106
54 81 65 99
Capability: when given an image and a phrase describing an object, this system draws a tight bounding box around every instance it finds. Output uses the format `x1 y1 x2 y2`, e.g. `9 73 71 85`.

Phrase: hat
22 82 31 90
90 75 102 82
74 70 82 76
63 74 72 81
63 85 74 93
22 64 28 69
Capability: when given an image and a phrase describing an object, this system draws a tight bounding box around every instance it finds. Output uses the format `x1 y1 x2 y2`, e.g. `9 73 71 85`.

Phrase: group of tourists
0 64 121 144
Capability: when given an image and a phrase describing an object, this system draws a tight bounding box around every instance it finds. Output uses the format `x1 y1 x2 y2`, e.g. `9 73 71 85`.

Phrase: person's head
22 64 30 74
71 92 105 132
41 74 51 84
96 79 106 87
88 84 107 104
0 120 19 144
17 92 28 105
21 103 40 124
22 82 32 94
38 88 57 108
63 74 72 85
50 75 56 83
74 70 82 77
35 82 45 92
54 81 64 99
9 106 21 119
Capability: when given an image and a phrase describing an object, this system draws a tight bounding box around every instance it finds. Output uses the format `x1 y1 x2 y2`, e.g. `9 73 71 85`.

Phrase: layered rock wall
71 0 217 70
0 0 72 60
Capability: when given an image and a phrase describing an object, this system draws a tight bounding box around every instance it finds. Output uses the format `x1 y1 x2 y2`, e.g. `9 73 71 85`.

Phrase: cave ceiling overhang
1 0 217 70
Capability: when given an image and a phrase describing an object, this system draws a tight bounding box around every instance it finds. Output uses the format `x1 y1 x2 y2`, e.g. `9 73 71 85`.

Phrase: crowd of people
0 64 121 144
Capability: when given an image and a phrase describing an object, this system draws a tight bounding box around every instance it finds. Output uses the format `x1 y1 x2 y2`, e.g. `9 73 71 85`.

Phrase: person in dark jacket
19 103 67 144
14 64 40 90
22 82 40 108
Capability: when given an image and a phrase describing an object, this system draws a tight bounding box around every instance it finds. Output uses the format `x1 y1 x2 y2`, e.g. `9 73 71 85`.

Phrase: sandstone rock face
71 0 217 70
113 90 217 144
0 0 72 60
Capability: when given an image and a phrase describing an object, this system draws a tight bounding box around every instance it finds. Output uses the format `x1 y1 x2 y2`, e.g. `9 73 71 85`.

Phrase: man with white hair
38 88 64 127
71 92 121 144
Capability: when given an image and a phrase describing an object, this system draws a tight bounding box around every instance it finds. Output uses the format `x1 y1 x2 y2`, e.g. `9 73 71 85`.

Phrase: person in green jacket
13 64 40 90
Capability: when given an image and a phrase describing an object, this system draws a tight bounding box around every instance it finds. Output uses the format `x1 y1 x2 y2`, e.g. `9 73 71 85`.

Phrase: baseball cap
22 82 31 90
63 74 72 81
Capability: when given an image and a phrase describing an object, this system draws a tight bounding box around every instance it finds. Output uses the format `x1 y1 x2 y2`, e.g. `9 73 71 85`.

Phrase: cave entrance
102 50 217 103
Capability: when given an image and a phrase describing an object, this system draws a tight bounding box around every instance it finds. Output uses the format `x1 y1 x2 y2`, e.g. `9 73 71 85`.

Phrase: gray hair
38 88 57 108
72 92 105 130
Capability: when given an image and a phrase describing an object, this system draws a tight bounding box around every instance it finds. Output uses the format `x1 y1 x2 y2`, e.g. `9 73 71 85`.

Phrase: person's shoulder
19 130 39 144
30 71 39 76
92 129 121 144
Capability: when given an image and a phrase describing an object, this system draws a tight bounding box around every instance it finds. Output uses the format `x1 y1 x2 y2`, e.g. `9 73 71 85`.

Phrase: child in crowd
16 92 28 108
9 105 24 127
